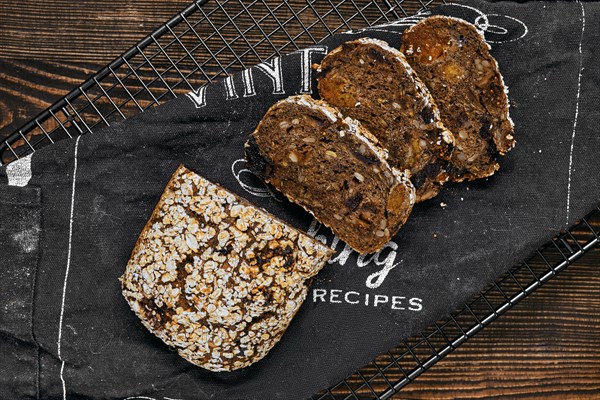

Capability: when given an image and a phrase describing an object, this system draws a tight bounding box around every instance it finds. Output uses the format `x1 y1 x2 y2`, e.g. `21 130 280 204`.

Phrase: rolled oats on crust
120 165 333 372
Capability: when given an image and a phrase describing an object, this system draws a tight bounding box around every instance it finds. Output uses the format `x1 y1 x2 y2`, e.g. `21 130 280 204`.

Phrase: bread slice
317 38 455 202
120 165 334 372
245 95 415 254
401 16 515 182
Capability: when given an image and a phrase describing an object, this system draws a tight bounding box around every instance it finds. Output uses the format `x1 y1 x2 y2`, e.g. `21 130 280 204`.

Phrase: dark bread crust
245 95 415 254
317 38 455 202
245 135 273 178
401 16 515 182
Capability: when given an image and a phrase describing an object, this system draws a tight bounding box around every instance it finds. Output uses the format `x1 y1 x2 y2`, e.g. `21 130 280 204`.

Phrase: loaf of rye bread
317 38 455 202
120 165 334 371
401 16 515 182
245 95 416 254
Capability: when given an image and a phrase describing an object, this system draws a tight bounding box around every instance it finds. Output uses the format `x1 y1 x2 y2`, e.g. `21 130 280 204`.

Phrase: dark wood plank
0 59 100 137
0 0 427 64
0 0 193 63
393 252 600 399
0 1 599 398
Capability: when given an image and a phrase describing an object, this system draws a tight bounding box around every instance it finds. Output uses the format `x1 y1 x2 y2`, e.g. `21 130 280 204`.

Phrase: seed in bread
120 165 334 372
317 38 454 202
401 16 515 182
245 95 415 254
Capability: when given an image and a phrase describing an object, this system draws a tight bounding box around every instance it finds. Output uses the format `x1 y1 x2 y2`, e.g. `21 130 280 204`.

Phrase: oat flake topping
120 165 333 371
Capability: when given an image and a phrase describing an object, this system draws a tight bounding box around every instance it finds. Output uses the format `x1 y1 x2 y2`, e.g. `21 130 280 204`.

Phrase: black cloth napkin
1 1 598 398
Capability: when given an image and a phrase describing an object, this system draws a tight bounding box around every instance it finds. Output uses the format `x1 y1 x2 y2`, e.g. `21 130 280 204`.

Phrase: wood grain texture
0 1 599 398
393 254 600 399
0 0 193 63
0 58 98 137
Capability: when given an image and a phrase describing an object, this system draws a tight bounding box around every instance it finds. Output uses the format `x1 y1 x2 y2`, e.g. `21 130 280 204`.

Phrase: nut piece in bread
120 165 334 372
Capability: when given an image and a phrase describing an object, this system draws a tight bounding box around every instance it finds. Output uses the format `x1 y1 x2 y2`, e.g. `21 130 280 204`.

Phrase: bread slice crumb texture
317 38 454 202
401 16 515 182
245 95 415 254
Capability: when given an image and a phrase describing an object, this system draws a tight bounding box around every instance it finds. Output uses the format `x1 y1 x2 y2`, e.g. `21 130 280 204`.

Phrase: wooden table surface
1 1 599 398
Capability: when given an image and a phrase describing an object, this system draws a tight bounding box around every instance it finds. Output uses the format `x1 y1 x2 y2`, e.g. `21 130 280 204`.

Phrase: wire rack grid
0 0 437 165
1 1 599 399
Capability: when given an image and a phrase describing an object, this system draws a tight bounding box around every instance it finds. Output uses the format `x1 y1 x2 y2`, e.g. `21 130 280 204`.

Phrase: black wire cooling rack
2 1 599 398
